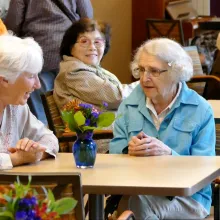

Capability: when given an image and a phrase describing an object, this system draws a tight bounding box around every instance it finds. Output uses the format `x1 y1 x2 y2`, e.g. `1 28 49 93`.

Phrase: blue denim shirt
110 82 216 213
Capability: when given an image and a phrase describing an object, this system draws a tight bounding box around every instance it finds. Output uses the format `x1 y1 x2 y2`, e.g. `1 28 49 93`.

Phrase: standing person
0 0 10 19
5 0 93 124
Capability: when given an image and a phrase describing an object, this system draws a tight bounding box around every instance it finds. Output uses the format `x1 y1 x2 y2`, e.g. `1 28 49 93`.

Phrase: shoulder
60 56 97 75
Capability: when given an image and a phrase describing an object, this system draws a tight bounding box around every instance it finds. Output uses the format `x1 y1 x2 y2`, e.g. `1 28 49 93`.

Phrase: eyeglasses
134 66 168 77
76 37 105 48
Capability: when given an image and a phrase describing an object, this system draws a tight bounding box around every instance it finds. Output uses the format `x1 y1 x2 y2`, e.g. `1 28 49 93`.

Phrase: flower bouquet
0 176 77 220
61 100 116 168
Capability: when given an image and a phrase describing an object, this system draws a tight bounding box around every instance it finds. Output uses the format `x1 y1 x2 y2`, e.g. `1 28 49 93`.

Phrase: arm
4 0 25 36
0 153 13 170
190 106 216 156
109 103 129 154
76 0 93 18
21 105 59 159
66 71 123 109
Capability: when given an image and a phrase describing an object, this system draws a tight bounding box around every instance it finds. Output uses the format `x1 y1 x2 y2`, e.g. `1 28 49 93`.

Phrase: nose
88 41 96 50
34 75 41 89
142 71 152 81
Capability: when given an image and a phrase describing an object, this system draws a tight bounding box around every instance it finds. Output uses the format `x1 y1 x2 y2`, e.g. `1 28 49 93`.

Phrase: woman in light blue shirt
110 38 215 219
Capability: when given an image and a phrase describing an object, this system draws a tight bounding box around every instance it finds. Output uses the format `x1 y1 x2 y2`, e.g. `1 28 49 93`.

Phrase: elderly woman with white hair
109 38 215 219
0 34 59 170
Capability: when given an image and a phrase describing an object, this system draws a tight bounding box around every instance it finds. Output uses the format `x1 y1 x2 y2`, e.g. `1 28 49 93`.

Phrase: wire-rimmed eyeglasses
134 66 168 77
76 37 105 48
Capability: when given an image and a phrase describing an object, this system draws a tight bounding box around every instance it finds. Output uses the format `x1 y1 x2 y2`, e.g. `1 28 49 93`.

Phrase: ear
0 76 9 88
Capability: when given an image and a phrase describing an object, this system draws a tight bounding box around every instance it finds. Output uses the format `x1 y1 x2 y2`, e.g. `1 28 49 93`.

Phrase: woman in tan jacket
54 18 139 110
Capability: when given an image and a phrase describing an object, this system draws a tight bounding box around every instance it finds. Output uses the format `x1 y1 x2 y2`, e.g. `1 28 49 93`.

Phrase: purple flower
27 210 37 220
85 119 91 126
16 211 28 220
18 197 36 208
103 102 108 108
91 112 99 119
79 103 93 109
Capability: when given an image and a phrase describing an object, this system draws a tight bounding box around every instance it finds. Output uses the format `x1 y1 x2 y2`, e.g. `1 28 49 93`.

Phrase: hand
128 132 171 156
15 137 41 152
9 139 46 166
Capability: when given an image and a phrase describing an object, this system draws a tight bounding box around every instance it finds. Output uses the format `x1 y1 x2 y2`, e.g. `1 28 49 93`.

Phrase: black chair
146 19 185 45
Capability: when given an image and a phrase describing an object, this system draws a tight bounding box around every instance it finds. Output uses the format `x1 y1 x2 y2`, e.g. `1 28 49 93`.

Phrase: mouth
86 54 98 57
24 91 33 98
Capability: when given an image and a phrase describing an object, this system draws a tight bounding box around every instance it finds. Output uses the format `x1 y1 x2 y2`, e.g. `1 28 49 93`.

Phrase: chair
146 19 185 45
0 173 135 220
187 75 220 98
40 90 113 152
184 46 204 76
187 75 220 220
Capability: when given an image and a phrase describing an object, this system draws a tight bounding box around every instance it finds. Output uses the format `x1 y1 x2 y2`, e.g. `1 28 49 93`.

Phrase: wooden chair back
184 46 204 76
187 75 220 98
41 90 64 138
0 173 84 220
146 19 185 45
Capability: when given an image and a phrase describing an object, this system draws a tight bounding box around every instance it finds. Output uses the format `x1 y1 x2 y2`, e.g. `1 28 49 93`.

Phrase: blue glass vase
73 131 97 168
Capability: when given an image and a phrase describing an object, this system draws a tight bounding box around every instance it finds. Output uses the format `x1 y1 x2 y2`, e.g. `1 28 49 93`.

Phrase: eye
79 38 89 44
138 67 145 73
29 74 35 78
94 39 104 45
149 68 159 74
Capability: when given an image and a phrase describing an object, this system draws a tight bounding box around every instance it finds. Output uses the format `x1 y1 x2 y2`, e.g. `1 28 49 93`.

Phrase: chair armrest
189 75 220 83
117 210 135 220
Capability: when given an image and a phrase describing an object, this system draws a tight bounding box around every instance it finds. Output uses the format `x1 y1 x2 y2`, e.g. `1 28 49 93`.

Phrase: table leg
89 194 104 220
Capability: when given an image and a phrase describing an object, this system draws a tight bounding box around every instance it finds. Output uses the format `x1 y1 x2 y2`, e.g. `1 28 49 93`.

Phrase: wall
192 0 210 15
210 0 220 16
92 0 132 83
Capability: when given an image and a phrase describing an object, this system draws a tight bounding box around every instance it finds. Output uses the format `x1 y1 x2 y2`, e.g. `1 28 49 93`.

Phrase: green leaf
82 126 97 131
53 198 77 215
61 111 78 132
47 189 55 203
0 211 14 219
3 195 12 203
74 111 86 126
97 112 115 127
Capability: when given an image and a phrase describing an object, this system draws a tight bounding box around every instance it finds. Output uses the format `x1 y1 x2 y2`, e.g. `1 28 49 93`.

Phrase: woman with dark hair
54 18 138 110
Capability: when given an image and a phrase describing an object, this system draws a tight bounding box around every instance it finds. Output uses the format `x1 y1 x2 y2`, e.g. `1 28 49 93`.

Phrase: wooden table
1 154 220 219
208 100 220 124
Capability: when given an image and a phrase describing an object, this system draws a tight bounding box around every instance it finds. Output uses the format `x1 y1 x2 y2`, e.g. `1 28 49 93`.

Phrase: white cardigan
0 104 59 169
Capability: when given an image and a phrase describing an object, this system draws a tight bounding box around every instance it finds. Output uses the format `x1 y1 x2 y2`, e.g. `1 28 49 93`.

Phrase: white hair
0 34 43 83
131 38 193 83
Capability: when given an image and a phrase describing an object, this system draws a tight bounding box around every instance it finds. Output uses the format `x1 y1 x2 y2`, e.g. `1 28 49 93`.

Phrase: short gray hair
0 34 43 83
131 38 193 83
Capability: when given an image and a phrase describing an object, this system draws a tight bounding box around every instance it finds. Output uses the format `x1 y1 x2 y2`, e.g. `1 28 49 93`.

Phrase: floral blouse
0 104 59 169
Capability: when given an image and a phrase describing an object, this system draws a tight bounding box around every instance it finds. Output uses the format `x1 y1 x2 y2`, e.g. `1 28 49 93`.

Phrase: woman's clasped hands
8 138 46 166
128 132 172 156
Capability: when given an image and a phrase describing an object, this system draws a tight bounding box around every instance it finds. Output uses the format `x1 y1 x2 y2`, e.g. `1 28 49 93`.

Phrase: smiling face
0 72 41 106
70 30 105 66
139 52 176 103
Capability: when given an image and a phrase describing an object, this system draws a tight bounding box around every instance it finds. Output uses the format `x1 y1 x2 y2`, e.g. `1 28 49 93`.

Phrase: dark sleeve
4 0 26 36
76 0 93 18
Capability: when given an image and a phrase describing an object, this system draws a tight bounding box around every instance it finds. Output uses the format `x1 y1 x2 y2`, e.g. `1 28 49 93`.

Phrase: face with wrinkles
71 30 105 66
0 72 41 105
